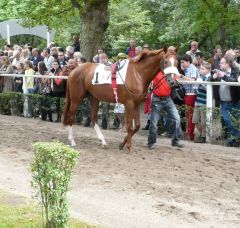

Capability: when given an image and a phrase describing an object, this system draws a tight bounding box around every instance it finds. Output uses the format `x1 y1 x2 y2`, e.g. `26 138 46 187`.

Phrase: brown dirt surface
0 114 240 228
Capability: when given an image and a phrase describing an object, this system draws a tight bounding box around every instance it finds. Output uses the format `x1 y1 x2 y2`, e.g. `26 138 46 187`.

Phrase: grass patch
0 190 100 228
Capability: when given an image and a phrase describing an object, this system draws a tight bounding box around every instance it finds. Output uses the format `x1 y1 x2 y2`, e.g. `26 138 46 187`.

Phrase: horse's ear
163 46 168 53
175 46 179 53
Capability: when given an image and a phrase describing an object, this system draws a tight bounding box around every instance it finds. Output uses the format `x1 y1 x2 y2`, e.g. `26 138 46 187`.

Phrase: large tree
0 0 110 61
1 0 239 57
145 0 240 53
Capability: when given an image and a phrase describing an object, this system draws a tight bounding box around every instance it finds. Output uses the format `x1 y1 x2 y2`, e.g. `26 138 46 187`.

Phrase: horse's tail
63 78 71 126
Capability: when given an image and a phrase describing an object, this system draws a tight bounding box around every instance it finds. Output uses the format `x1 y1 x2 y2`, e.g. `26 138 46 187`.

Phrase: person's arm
180 75 196 81
218 71 238 82
6 65 14 74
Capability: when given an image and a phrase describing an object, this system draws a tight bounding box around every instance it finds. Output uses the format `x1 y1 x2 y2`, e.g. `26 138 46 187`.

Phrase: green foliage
152 0 240 52
0 190 101 227
31 141 79 227
0 91 24 115
106 0 154 55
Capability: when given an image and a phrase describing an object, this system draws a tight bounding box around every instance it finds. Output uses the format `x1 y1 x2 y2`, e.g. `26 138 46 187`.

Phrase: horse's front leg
131 105 141 136
68 126 76 146
90 97 107 148
119 105 140 152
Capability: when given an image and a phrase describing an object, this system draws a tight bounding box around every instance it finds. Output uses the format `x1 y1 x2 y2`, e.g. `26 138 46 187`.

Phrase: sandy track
0 115 239 228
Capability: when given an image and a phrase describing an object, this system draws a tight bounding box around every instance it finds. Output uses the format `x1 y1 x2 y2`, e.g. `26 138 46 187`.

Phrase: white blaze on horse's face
163 55 180 87
170 57 175 67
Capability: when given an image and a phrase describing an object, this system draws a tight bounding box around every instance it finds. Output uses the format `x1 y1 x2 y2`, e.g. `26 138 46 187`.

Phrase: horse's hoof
119 143 124 150
71 141 76 147
102 144 107 149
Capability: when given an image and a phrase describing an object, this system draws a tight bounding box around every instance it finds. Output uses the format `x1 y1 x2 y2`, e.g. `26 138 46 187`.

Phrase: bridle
151 53 180 92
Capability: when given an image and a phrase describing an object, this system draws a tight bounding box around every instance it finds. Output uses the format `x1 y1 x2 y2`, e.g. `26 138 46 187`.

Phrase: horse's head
163 46 180 87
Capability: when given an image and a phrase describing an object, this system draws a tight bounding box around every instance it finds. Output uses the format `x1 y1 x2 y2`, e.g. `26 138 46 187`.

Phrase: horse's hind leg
68 95 85 147
67 100 82 146
89 96 107 148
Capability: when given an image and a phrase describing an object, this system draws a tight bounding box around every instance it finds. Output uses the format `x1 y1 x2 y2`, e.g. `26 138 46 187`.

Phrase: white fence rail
1 73 240 142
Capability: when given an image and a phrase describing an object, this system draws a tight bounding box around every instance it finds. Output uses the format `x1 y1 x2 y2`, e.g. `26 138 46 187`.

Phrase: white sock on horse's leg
94 123 107 146
68 126 76 146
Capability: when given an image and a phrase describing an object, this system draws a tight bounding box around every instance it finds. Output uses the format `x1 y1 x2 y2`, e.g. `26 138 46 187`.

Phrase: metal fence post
22 75 28 117
206 84 213 142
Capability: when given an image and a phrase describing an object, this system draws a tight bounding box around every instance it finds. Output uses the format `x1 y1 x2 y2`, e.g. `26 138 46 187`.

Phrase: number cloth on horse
92 59 129 85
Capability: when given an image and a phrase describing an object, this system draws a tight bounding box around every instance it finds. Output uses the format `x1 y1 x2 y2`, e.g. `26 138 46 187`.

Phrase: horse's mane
131 49 164 63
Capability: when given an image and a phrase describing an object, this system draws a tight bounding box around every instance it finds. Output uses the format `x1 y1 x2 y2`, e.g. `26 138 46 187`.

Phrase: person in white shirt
42 47 54 71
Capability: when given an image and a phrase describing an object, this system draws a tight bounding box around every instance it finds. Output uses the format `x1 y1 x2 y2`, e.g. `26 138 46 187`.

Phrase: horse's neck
138 55 162 85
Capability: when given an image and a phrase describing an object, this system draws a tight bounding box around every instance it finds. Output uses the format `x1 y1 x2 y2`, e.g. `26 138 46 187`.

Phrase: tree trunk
79 0 109 62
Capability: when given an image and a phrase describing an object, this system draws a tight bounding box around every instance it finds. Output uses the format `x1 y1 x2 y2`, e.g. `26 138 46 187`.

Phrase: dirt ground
0 114 240 228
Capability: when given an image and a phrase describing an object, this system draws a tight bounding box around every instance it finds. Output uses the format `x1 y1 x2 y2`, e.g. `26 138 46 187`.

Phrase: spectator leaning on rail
0 56 14 92
24 60 35 118
37 61 53 122
49 59 65 123
180 54 200 141
210 55 240 147
13 62 24 93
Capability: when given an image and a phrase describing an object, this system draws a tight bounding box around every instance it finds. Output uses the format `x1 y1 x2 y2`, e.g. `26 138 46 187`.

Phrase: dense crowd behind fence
0 73 240 147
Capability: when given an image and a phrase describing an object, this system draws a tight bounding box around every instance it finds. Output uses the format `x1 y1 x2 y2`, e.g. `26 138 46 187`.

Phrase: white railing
0 73 68 93
1 73 240 142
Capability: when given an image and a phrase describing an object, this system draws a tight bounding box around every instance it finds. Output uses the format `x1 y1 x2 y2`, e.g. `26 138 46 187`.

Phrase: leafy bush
0 92 24 115
31 141 79 227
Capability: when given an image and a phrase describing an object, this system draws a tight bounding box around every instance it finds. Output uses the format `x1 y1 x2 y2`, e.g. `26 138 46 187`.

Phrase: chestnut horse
63 47 179 151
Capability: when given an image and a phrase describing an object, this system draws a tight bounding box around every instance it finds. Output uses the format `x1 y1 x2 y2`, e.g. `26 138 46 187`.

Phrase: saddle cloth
92 59 129 85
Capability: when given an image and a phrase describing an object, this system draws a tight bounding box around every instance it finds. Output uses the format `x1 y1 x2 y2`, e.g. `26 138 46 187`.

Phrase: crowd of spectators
0 37 239 147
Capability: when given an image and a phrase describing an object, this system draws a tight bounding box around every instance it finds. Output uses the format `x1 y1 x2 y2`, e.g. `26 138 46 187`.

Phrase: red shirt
128 47 135 58
152 72 171 97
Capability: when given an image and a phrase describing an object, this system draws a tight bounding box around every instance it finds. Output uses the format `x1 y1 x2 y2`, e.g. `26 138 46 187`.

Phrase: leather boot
83 116 91 127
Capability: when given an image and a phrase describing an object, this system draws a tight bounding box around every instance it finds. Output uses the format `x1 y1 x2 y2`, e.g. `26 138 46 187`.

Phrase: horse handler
147 71 184 150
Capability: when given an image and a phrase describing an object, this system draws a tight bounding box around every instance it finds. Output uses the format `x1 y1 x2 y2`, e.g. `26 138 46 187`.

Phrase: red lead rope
111 63 119 103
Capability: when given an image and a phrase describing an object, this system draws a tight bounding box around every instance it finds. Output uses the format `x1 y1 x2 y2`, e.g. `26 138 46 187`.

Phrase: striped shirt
183 64 200 94
195 73 211 106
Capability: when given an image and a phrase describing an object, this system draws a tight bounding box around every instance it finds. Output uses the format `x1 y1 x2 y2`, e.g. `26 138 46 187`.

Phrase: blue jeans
27 88 35 94
148 95 181 146
220 101 240 144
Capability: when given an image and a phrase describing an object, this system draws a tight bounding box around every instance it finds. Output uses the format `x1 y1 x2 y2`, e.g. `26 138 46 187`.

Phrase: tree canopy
0 0 239 58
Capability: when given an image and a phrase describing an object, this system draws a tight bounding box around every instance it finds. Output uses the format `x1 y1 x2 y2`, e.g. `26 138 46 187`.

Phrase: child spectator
13 62 24 93
192 62 211 143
